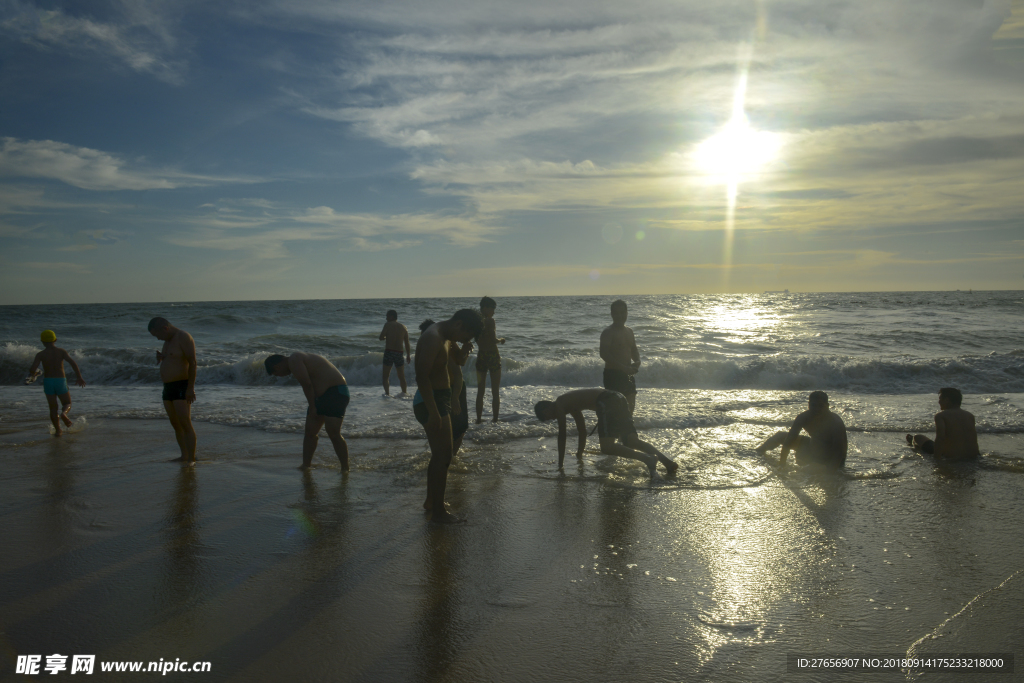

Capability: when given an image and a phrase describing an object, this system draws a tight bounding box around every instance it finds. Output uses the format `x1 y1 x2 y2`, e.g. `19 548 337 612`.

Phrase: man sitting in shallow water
534 388 678 480
756 391 848 469
265 352 350 470
906 387 980 460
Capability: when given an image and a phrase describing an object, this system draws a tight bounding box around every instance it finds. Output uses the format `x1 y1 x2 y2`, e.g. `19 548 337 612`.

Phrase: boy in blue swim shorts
27 330 86 436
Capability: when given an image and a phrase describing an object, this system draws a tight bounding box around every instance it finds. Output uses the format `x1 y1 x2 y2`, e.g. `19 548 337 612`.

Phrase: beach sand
1 419 1022 682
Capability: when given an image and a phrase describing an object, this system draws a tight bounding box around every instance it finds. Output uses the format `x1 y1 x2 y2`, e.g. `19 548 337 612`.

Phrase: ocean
2 292 1022 681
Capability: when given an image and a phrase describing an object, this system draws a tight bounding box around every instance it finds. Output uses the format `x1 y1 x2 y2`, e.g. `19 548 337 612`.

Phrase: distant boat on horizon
764 289 790 294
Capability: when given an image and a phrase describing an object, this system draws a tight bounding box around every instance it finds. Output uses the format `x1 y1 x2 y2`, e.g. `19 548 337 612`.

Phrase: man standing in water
533 388 678 479
379 309 411 397
475 296 506 423
148 317 197 465
413 309 484 523
756 391 848 469
906 387 980 459
265 352 350 470
600 299 641 415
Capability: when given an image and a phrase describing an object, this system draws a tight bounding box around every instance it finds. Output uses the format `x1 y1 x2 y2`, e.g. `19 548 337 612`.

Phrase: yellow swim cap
41 330 57 342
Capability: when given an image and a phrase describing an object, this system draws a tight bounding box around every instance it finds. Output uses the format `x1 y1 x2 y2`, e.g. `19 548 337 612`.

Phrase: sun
693 114 781 180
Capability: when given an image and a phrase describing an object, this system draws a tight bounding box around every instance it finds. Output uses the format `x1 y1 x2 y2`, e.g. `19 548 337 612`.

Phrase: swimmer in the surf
414 309 484 523
906 387 980 460
27 330 86 436
148 317 198 465
756 391 848 469
379 309 411 397
265 352 351 470
534 388 678 479
600 299 640 415
475 296 505 423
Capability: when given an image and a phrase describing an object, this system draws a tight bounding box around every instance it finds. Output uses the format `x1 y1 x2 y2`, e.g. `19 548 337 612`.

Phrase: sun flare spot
693 116 781 180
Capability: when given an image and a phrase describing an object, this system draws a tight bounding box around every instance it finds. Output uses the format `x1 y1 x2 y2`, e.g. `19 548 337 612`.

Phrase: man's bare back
381 320 410 353
288 352 348 397
600 324 638 374
934 407 980 459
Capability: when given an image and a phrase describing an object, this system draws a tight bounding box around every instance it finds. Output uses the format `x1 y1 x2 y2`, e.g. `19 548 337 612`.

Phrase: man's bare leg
424 416 461 523
58 393 73 427
755 431 788 454
626 392 636 415
475 371 486 423
163 400 195 464
626 435 678 476
46 394 62 436
489 368 501 422
396 365 408 395
599 438 660 479
382 364 391 396
302 413 325 469
323 416 349 471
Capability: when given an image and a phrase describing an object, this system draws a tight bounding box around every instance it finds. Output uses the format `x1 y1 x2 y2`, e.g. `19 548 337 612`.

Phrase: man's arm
778 415 807 465
183 334 198 404
62 349 86 387
289 356 317 410
628 329 641 374
415 335 445 424
572 410 587 458
379 324 388 342
403 326 412 361
557 413 568 469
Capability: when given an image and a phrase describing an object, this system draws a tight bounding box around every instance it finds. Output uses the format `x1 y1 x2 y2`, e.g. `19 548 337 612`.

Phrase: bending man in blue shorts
27 329 86 436
534 388 678 480
265 352 350 470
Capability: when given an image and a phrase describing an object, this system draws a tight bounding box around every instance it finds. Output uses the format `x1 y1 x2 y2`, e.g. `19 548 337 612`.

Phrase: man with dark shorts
413 310 484 523
756 391 848 469
906 387 980 459
379 309 412 396
534 388 678 480
600 299 640 414
265 352 350 470
148 317 198 465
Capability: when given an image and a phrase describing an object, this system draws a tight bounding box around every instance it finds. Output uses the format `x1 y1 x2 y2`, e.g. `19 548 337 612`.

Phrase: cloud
22 261 91 274
0 0 187 83
0 138 250 191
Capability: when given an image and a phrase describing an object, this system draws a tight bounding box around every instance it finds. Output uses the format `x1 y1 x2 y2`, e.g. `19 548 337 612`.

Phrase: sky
1 0 1023 304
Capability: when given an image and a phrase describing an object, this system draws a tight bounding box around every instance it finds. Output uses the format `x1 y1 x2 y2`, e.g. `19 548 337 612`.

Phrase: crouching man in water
414 309 484 524
534 389 678 480
265 353 350 470
756 390 848 469
906 387 980 460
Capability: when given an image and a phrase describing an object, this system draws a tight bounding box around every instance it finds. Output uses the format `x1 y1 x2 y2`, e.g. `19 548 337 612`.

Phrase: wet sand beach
1 419 1021 682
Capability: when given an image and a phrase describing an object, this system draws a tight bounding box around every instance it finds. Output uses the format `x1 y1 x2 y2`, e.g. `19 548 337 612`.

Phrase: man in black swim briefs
756 391 848 469
534 388 678 480
600 299 641 414
149 317 198 465
265 352 351 470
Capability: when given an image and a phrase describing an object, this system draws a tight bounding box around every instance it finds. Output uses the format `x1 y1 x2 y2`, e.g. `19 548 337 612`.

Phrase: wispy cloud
0 138 251 191
1 0 187 83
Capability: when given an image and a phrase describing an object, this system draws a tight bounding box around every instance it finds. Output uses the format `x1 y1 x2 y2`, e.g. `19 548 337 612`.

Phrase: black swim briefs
603 368 637 396
311 384 350 418
595 390 638 444
162 379 190 402
383 349 405 368
413 388 453 425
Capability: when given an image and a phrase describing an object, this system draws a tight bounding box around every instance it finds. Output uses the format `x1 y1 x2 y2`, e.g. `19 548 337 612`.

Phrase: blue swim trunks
311 384 350 419
43 377 69 395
